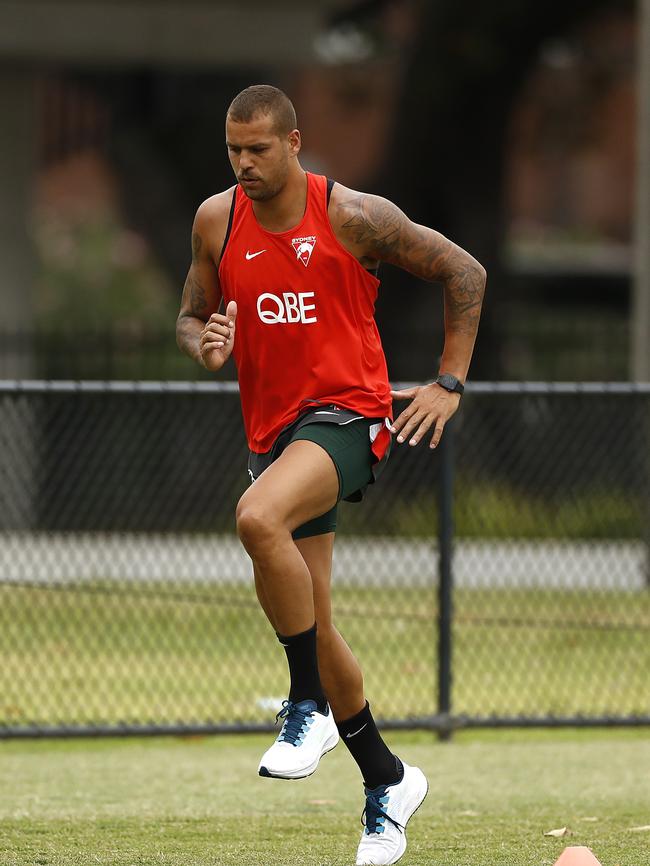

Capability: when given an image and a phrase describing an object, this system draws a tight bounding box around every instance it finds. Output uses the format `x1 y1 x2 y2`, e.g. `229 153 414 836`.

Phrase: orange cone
553 847 603 866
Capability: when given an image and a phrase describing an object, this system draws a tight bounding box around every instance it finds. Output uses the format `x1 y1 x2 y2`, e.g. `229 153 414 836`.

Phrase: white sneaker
258 699 339 780
355 761 428 865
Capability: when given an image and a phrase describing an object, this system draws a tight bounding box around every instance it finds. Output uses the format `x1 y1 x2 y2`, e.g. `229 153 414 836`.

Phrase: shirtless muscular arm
330 185 487 448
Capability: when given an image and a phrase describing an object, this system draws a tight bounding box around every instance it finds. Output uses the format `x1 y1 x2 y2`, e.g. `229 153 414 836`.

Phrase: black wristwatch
435 373 465 395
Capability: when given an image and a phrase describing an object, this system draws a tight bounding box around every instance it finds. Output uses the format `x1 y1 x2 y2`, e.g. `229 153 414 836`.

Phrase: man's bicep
178 217 223 321
387 218 459 283
338 192 457 281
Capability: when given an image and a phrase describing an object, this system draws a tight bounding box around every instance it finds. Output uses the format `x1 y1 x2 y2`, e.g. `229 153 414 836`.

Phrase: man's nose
239 152 254 171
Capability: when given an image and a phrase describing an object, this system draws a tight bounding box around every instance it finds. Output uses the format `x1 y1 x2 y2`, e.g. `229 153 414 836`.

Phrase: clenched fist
200 300 238 372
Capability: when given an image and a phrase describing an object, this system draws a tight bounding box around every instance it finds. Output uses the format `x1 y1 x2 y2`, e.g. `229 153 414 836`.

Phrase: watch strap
435 374 465 395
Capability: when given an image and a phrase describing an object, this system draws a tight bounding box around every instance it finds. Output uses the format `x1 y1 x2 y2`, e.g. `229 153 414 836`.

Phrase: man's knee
236 497 283 553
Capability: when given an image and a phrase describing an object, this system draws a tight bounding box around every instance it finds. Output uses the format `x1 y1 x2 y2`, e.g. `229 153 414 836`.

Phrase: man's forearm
176 315 207 368
439 260 486 381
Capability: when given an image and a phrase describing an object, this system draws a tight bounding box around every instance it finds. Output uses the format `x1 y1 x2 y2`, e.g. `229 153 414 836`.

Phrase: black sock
276 623 327 712
337 701 403 789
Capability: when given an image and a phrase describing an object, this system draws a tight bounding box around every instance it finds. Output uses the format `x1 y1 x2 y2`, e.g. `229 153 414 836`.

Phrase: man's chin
242 187 263 200
242 186 273 202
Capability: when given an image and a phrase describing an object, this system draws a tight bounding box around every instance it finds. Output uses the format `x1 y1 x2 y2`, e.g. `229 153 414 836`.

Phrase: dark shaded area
34 391 246 532
104 69 265 283
1 386 646 535
374 0 634 378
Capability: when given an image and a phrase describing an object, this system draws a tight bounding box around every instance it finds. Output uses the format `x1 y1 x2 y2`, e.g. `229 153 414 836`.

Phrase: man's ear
288 129 301 156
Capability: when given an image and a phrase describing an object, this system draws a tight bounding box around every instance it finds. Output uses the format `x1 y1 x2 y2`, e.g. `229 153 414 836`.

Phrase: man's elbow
479 264 487 295
448 245 486 292
175 312 194 352
467 252 486 283
470 258 487 296
175 314 184 349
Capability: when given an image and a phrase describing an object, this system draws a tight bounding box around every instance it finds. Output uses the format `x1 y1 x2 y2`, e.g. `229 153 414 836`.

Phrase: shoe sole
357 771 429 866
258 732 339 780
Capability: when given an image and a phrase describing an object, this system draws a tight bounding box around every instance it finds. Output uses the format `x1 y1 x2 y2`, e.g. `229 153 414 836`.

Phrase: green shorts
247 405 392 539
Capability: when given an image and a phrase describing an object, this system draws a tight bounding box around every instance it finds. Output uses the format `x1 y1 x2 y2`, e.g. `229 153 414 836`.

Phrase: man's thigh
239 439 339 533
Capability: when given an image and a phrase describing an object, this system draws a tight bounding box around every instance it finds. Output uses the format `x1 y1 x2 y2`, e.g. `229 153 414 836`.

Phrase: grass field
0 729 649 865
1 582 649 728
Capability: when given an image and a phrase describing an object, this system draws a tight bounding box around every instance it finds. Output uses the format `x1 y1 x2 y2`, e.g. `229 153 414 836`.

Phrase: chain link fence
1 381 649 737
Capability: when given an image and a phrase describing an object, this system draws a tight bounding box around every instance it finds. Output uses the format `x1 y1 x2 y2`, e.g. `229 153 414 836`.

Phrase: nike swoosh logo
245 249 266 260
345 723 368 738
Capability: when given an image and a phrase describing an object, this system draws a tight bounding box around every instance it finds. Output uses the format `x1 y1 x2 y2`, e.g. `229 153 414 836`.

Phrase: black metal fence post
437 418 455 740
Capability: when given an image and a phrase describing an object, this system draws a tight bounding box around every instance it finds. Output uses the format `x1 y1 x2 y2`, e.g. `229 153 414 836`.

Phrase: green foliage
32 208 177 330
342 484 642 539
455 483 642 540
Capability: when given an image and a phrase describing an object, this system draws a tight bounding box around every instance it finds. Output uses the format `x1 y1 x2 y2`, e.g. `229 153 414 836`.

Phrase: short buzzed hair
227 85 297 136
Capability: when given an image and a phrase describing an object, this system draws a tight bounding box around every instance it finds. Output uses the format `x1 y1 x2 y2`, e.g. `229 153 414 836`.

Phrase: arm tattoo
184 230 208 317
177 270 208 364
339 191 485 339
183 271 207 318
443 262 485 337
339 194 403 263
191 231 202 264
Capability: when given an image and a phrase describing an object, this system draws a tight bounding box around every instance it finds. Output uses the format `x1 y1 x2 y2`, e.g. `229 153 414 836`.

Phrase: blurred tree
108 70 265 290
371 0 633 378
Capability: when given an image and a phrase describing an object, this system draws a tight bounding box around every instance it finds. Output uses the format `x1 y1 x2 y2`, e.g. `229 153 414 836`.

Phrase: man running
176 84 485 866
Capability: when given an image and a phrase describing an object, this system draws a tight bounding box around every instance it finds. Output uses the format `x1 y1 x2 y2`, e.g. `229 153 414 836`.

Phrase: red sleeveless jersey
218 172 393 454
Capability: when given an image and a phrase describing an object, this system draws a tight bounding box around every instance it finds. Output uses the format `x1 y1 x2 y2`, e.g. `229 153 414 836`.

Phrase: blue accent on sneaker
362 785 404 836
275 699 320 747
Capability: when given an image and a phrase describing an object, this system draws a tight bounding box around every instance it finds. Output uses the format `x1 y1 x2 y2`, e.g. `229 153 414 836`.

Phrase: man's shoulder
327 182 372 245
327 182 398 233
327 182 402 267
327 181 363 224
195 186 237 228
193 186 237 261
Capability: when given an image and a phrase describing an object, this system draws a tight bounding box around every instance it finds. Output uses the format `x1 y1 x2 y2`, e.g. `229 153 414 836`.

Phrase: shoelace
362 787 404 836
275 700 313 746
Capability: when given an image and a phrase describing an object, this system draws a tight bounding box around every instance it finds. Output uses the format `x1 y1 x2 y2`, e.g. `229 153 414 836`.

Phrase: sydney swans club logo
292 235 316 267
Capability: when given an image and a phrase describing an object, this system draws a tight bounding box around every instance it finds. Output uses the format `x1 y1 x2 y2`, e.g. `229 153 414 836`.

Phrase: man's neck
252 165 308 233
